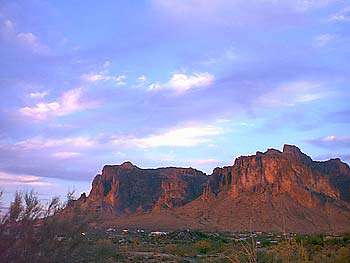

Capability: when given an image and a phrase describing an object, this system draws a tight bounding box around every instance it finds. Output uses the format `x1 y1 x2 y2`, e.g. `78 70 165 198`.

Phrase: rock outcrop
75 161 207 215
67 145 350 233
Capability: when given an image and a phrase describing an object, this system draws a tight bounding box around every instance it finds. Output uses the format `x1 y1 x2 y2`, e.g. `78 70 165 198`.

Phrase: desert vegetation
0 190 349 262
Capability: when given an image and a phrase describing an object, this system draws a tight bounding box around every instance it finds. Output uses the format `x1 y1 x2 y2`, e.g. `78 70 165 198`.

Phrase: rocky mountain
68 145 350 233
78 161 207 214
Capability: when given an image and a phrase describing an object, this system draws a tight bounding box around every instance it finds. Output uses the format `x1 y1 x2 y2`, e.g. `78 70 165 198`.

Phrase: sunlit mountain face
0 0 349 205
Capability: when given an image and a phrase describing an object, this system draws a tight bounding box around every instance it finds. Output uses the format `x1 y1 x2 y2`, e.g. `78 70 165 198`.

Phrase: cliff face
69 145 350 233
77 161 207 215
207 145 344 207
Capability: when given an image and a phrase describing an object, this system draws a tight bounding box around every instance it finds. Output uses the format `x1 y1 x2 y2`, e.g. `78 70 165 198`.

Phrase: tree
44 196 62 218
23 190 42 221
8 191 24 223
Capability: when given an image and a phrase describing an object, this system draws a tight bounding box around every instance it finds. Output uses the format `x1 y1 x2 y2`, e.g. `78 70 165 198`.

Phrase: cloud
52 151 81 159
314 33 336 47
328 6 350 22
20 87 98 120
149 72 214 94
191 159 219 165
3 19 14 30
306 135 350 149
1 19 50 55
202 47 237 65
113 75 126 86
81 72 110 83
29 91 49 99
15 136 96 150
113 124 222 148
81 62 126 86
0 171 52 187
259 81 328 107
293 0 337 11
16 32 50 54
138 75 147 82
153 0 337 21
103 60 111 68
82 71 127 86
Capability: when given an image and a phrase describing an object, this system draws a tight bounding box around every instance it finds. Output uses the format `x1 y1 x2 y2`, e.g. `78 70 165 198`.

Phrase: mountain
67 145 350 233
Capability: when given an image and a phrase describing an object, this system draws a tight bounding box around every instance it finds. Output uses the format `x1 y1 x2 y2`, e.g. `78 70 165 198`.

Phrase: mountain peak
120 161 135 170
282 144 302 155
66 145 350 233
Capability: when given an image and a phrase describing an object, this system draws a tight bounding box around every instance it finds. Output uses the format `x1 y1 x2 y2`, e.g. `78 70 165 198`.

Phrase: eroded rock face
68 145 350 233
207 145 345 208
81 162 207 214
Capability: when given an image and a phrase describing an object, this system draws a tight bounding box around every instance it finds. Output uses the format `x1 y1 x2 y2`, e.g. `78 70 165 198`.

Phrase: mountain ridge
67 144 350 233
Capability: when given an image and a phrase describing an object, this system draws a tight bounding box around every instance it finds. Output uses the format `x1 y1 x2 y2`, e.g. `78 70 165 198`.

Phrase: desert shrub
268 240 310 263
164 243 178 254
335 247 350 263
307 234 324 246
95 239 119 259
167 243 197 257
195 239 212 254
225 240 257 263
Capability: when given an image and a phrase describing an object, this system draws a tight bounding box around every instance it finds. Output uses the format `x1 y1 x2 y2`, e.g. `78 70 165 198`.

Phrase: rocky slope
72 161 207 215
68 145 350 233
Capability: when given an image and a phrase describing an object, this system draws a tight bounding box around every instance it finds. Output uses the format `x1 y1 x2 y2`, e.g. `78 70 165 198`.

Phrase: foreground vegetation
0 190 349 262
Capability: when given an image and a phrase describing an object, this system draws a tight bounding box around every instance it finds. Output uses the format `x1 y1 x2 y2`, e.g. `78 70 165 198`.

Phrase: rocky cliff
73 161 207 215
68 145 350 233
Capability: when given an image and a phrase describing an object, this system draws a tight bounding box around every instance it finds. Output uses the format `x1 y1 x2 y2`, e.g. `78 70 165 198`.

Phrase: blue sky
0 0 349 205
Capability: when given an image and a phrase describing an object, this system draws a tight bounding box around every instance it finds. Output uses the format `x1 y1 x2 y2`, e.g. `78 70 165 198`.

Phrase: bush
195 239 212 254
335 247 350 263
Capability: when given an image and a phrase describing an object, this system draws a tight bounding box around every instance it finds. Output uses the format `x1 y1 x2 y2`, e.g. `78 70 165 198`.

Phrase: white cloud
20 102 60 120
168 73 214 92
52 151 81 159
307 135 350 148
293 0 337 12
328 6 350 22
81 72 110 83
16 32 50 55
192 159 219 165
15 136 96 150
138 75 147 82
29 90 49 99
20 87 97 120
149 72 215 94
319 135 350 144
103 60 111 68
81 62 127 86
113 124 222 148
202 47 237 65
314 33 335 47
148 83 162 90
0 171 52 187
113 75 126 86
133 75 147 88
3 19 14 30
1 19 50 55
259 81 328 107
153 0 337 18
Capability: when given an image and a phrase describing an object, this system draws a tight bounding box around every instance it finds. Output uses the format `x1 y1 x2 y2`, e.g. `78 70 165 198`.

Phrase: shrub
195 239 212 254
335 247 350 263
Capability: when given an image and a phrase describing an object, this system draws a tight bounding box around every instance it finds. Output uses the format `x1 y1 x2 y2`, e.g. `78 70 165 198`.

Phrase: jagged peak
120 161 136 170
328 158 342 163
265 148 282 155
283 144 302 155
282 144 313 163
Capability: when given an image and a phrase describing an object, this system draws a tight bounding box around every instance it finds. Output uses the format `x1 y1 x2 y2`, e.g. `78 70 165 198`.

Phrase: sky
0 0 349 206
